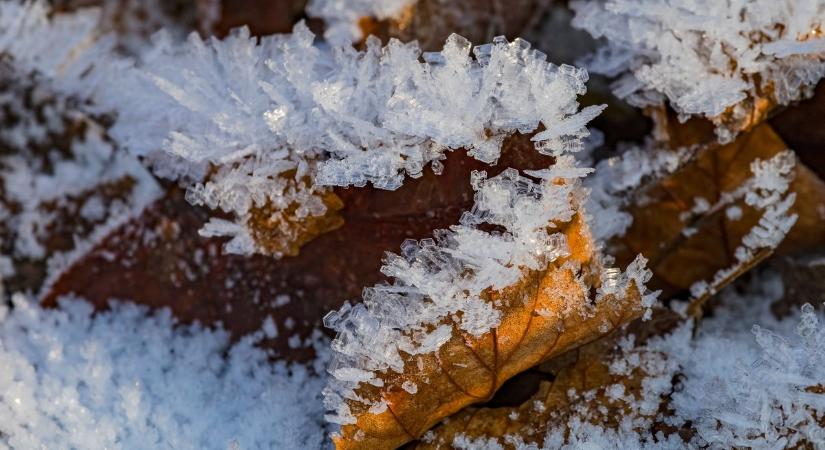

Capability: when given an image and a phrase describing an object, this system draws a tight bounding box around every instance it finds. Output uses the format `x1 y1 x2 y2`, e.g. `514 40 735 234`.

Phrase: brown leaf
614 123 825 300
213 0 308 38
41 134 554 358
330 209 650 450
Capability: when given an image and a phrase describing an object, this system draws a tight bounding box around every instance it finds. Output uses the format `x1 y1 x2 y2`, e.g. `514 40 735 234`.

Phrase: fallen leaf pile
2 1 825 449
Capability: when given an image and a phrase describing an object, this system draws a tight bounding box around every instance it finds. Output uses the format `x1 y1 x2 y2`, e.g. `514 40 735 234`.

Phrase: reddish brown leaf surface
41 134 554 358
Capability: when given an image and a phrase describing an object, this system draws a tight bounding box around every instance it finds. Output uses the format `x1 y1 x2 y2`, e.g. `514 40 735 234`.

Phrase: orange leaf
325 171 655 449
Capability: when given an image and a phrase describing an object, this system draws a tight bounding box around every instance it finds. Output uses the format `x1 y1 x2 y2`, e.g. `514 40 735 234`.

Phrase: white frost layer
322 158 656 425
571 0 825 141
668 280 825 448
102 22 600 253
0 295 328 450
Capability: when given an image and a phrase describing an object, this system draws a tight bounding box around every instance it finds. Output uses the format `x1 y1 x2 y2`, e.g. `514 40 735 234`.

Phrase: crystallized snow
669 282 825 447
572 0 825 141
0 294 328 449
307 0 417 44
103 21 600 254
322 157 655 425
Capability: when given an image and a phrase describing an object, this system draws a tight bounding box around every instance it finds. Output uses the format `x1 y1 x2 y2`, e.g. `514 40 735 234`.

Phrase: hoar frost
572 0 825 142
104 23 602 255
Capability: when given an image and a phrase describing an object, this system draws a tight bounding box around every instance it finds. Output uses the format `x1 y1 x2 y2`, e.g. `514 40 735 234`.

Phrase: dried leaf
328 206 653 449
614 123 825 300
413 311 684 449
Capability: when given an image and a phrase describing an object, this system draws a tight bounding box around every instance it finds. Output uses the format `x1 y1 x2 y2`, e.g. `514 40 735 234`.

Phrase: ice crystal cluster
0 294 328 449
572 0 825 141
105 21 601 255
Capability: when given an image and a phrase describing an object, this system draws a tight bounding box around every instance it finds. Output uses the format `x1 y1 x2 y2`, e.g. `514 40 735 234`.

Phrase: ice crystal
0 294 328 449
572 0 825 141
104 22 599 254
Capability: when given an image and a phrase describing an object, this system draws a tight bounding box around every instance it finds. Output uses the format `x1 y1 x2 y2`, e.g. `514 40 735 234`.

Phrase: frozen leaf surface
322 158 657 449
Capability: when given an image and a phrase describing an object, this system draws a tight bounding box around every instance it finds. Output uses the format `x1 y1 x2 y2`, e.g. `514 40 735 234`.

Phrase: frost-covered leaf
414 311 684 449
572 0 825 142
101 24 599 255
608 124 825 303
322 160 657 449
41 134 553 358
0 58 160 296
